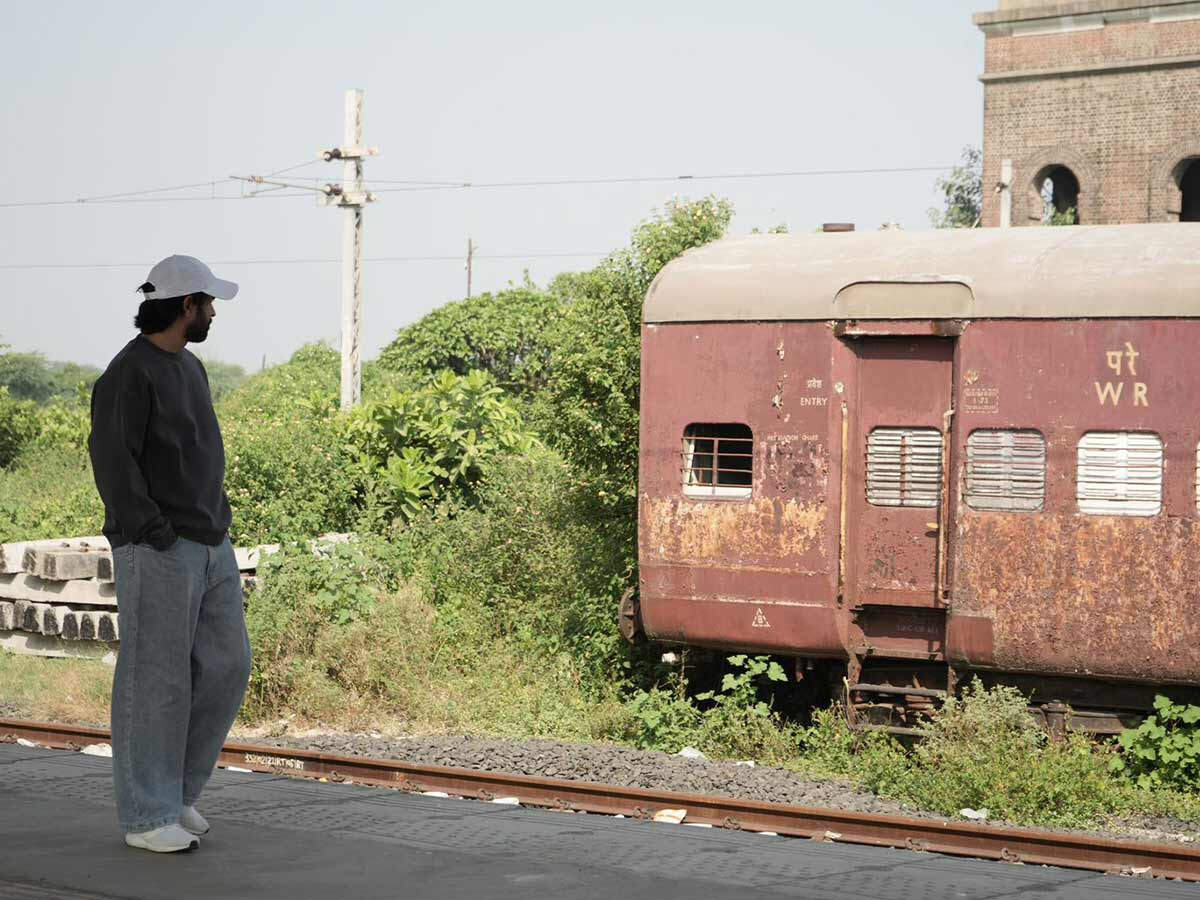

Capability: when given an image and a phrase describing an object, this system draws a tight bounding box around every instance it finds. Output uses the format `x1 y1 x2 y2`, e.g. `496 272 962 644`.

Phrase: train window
1077 432 1163 516
681 424 753 499
965 430 1046 511
866 427 943 507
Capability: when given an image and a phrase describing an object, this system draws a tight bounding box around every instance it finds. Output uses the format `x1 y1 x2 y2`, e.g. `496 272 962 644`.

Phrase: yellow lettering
1134 382 1148 406
1125 342 1139 377
1095 381 1124 405
1106 350 1124 376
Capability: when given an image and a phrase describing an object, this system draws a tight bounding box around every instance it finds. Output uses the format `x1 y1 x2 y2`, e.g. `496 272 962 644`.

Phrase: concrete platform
0 744 1194 900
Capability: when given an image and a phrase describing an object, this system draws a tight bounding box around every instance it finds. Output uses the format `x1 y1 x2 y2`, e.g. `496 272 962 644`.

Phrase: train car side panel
638 321 844 655
949 319 1200 684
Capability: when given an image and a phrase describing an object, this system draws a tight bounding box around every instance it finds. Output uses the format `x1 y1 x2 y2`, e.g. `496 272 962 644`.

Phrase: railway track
3 717 1198 882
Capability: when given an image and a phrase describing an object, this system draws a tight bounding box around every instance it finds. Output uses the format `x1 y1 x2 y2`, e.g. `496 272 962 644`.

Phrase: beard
185 319 211 343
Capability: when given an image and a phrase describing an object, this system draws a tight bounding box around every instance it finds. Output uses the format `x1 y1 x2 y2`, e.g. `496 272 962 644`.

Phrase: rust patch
946 614 996 667
641 497 826 570
763 434 829 501
954 513 1200 682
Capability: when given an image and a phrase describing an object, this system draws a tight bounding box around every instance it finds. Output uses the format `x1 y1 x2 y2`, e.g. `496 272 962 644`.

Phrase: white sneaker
125 823 199 853
180 805 210 836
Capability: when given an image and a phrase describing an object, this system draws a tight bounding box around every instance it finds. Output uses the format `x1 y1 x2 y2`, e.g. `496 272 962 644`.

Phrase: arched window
1037 165 1080 225
1181 159 1200 223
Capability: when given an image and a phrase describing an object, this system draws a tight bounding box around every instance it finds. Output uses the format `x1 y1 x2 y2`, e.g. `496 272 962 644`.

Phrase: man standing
88 255 252 853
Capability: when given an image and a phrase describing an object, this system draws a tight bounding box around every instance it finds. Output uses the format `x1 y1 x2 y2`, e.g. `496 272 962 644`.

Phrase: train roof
643 223 1200 323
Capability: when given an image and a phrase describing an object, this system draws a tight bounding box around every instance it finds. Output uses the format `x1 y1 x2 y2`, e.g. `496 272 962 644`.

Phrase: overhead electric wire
0 251 610 271
0 162 968 210
365 163 964 192
263 159 324 177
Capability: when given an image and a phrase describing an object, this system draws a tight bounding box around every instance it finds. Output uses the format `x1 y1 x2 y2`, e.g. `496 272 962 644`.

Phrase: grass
0 653 112 725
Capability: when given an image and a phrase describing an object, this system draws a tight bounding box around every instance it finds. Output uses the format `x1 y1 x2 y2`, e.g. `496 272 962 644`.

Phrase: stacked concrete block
78 612 100 642
98 613 119 643
60 610 80 642
41 606 68 636
1 531 348 662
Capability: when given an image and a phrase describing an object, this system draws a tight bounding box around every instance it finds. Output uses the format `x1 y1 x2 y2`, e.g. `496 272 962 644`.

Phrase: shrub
694 655 803 763
899 681 1120 828
620 684 704 752
798 706 911 795
415 445 630 682
219 344 360 544
243 535 412 719
0 387 40 468
340 370 535 528
1113 695 1200 791
0 447 104 542
377 285 561 398
530 197 734 576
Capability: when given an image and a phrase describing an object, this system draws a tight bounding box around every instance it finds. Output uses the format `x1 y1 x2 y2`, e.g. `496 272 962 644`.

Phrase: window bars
681 424 753 498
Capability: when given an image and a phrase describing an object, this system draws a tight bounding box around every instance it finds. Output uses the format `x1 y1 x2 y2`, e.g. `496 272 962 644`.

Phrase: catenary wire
0 163 971 209
0 252 610 270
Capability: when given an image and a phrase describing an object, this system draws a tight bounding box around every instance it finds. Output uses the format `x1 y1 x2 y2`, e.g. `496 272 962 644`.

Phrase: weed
1113 695 1200 791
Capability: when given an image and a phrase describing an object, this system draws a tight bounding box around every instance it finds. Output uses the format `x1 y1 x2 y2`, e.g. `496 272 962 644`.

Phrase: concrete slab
0 744 1194 900
0 573 118 609
21 548 113 582
0 630 118 664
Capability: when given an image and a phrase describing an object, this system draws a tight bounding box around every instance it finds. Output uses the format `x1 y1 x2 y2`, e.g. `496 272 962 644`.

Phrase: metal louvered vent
966 430 1046 511
1077 431 1162 516
866 427 943 507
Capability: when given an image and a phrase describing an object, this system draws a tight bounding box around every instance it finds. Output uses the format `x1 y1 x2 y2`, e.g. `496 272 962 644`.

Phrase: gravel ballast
251 728 1200 845
258 731 915 817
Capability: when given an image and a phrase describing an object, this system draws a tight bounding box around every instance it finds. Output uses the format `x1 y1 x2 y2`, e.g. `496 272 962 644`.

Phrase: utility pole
466 238 475 298
322 89 378 411
230 88 378 411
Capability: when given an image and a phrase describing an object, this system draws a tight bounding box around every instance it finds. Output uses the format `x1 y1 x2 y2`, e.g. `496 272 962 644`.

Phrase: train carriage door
847 337 954 606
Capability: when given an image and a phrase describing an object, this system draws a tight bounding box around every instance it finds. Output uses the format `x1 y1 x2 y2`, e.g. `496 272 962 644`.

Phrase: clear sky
0 0 986 372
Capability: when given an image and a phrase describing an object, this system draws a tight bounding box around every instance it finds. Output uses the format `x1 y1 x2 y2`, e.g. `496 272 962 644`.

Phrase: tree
0 351 57 404
533 196 734 565
377 284 560 397
929 146 983 228
196 359 248 403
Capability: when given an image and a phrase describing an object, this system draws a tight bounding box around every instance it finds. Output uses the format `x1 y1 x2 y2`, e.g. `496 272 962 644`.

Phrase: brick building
975 0 1200 226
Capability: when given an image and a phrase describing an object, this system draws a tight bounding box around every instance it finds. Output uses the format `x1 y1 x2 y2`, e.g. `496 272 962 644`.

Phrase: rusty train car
634 223 1200 734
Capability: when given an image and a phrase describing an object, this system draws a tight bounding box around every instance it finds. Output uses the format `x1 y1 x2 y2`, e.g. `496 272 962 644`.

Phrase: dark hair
134 297 187 334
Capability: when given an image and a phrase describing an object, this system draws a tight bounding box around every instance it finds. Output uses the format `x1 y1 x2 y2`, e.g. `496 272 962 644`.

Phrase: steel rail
2 717 1196 881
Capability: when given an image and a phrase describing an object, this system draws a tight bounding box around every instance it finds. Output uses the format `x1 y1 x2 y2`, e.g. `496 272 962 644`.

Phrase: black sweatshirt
88 335 232 550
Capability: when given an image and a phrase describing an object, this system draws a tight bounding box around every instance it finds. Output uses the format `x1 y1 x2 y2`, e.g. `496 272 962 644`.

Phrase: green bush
340 370 535 528
377 285 561 398
798 706 911 796
0 446 104 542
415 445 629 682
243 535 412 719
530 197 734 575
899 681 1120 828
219 344 360 544
694 655 804 763
1113 695 1200 791
242 531 626 738
0 387 40 468
620 684 704 752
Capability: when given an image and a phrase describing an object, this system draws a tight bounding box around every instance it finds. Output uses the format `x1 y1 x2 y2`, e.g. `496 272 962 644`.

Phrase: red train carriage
634 223 1200 734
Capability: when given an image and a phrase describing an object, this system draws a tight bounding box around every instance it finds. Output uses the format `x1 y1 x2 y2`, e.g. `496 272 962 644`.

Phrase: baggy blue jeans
110 537 252 833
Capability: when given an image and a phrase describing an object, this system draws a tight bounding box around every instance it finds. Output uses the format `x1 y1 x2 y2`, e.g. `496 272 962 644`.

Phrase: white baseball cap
136 255 238 301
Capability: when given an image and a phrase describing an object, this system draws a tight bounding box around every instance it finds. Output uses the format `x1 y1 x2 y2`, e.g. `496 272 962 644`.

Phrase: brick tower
976 0 1200 226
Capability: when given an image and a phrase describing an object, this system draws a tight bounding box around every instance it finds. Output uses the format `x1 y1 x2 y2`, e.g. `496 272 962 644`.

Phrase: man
88 255 252 853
